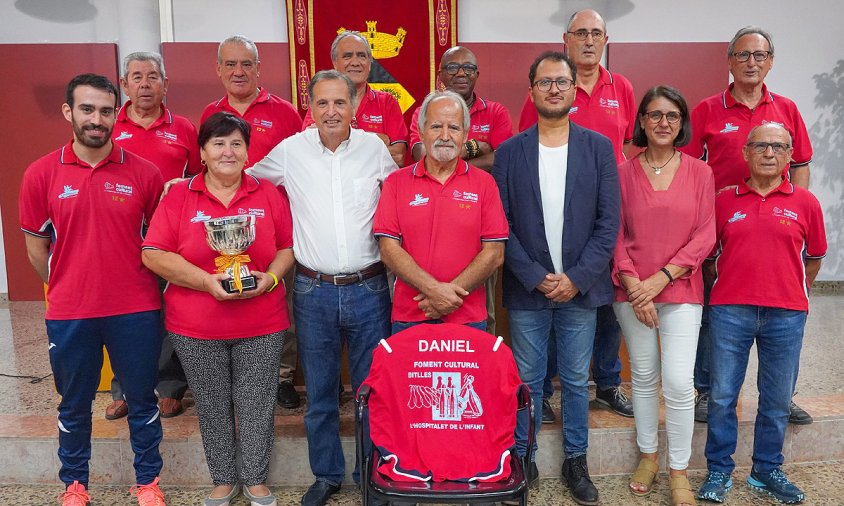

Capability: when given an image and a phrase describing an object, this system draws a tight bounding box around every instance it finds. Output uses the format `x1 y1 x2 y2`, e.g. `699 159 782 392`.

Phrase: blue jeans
694 283 712 394
592 304 622 390
508 303 596 459
293 272 391 485
46 310 163 487
391 320 486 334
705 305 806 475
543 335 557 399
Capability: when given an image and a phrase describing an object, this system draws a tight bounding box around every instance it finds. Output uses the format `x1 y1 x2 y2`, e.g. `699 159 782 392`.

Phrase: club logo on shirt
190 210 211 223
103 182 133 196
363 114 383 124
156 130 178 142
115 131 133 141
237 207 266 218
773 207 798 220
599 98 620 109
471 124 490 134
727 211 747 223
452 190 478 203
570 106 579 114
58 185 79 199
720 123 740 134
254 119 273 129
408 371 483 424
409 193 430 207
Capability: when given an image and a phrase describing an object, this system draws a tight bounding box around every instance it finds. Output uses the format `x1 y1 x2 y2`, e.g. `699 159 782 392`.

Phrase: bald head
743 123 793 181
747 123 792 145
438 46 479 101
567 9 606 33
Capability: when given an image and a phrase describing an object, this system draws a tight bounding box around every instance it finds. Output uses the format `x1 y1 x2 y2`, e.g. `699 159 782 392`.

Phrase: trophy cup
204 215 257 293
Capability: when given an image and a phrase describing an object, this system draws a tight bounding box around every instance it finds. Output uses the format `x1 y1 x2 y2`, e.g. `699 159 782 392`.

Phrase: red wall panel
161 42 292 127
0 43 119 301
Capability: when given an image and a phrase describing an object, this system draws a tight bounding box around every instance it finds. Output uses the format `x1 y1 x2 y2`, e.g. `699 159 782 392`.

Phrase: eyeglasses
567 29 606 41
441 63 478 76
532 78 574 92
643 110 682 124
746 141 790 154
731 50 771 63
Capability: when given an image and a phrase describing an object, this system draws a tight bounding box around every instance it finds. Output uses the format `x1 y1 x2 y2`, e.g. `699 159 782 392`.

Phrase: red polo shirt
374 159 508 324
302 84 408 144
143 173 293 339
19 142 163 319
113 102 202 181
410 93 513 151
710 178 826 312
683 84 813 191
201 88 302 167
518 66 635 163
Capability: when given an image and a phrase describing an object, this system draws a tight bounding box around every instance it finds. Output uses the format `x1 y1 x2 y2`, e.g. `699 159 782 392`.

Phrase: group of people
18 7 827 506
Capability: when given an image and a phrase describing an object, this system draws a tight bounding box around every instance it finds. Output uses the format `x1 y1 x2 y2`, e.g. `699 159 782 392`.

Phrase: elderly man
202 35 302 167
202 35 304 409
19 74 166 506
409 45 513 335
410 46 513 171
684 26 815 425
249 70 396 506
105 51 200 421
519 10 636 419
697 124 825 504
303 31 408 166
493 51 620 506
375 90 508 334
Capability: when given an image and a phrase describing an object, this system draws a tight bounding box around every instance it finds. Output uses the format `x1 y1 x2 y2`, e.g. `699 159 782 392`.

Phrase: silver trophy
204 215 257 293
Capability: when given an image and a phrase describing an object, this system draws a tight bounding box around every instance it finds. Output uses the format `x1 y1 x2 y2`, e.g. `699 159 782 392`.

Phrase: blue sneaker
697 471 733 502
747 468 805 504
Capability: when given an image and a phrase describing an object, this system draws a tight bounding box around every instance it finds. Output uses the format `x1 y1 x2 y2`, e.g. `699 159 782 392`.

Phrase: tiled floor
2 461 843 505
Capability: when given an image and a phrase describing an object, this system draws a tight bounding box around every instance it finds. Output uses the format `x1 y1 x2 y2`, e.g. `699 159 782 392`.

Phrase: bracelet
266 272 279 292
464 139 479 159
660 267 674 285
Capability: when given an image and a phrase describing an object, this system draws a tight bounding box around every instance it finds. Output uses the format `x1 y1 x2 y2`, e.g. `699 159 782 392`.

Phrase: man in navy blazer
492 51 619 506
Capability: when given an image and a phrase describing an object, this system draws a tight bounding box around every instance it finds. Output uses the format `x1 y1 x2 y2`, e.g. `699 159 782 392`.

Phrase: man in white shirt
248 70 397 506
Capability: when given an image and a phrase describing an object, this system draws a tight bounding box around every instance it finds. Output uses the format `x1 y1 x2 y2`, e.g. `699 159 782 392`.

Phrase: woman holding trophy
143 112 294 506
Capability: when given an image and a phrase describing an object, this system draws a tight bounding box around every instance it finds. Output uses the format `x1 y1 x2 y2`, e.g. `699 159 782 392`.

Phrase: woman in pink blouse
612 86 715 506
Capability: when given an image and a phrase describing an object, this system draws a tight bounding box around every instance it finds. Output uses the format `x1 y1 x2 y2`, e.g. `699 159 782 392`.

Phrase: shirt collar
216 87 270 111
307 126 354 154
736 176 793 196
59 140 124 168
468 93 487 115
722 83 773 109
116 101 172 128
188 169 260 197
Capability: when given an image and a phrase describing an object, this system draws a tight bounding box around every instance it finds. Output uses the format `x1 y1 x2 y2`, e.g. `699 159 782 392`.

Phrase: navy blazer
491 123 620 310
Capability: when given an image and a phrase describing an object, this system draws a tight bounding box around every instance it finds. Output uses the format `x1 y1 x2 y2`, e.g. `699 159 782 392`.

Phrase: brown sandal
629 458 659 496
670 475 695 506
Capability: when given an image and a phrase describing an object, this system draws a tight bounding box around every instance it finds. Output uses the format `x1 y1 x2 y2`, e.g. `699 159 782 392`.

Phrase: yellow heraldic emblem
337 22 416 113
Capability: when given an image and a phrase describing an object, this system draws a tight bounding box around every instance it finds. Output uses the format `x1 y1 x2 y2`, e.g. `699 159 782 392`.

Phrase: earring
201 159 207 166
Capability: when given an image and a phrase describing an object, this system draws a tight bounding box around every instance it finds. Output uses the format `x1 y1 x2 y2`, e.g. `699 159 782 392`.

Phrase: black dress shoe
562 455 599 506
789 401 813 425
301 480 340 506
541 398 556 424
277 382 301 408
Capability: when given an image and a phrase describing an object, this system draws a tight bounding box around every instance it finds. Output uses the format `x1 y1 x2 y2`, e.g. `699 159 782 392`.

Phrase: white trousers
613 302 702 470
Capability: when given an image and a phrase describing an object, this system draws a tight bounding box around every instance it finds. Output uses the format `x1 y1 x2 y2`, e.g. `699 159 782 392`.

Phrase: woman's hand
633 301 660 329
235 270 275 299
627 272 669 307
202 272 242 301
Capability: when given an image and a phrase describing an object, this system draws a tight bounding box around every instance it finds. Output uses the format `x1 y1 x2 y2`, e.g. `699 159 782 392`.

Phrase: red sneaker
58 481 90 506
130 476 166 506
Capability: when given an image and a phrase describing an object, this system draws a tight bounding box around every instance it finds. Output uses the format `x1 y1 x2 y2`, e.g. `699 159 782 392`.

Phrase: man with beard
19 74 166 505
492 51 619 506
375 90 508 334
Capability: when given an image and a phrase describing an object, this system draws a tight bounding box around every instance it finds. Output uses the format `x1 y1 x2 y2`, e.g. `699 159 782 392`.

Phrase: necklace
644 149 676 175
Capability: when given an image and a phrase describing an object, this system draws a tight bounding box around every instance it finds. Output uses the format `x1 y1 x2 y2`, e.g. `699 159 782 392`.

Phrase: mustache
83 125 108 132
433 140 456 148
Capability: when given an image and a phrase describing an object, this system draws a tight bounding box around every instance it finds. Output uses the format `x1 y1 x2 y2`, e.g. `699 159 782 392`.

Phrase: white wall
2 0 843 282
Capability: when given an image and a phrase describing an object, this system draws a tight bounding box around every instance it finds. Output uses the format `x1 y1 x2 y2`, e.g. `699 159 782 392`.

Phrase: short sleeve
142 184 184 252
19 163 52 237
382 94 409 144
409 107 422 149
479 172 509 241
373 172 402 241
488 102 514 149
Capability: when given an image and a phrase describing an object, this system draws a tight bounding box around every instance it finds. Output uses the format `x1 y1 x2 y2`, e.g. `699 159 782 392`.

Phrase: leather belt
296 262 385 286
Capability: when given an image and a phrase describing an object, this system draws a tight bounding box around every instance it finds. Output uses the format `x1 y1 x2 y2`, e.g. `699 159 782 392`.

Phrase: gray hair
307 69 357 105
330 31 372 62
417 90 470 132
218 35 259 63
727 26 774 58
122 51 166 79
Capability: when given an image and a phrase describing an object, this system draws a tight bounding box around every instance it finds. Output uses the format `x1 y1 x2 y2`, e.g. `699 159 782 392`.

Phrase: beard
72 118 112 148
535 102 571 121
429 141 459 163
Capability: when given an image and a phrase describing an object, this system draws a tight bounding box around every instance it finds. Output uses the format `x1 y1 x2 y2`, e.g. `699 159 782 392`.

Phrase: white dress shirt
249 128 398 274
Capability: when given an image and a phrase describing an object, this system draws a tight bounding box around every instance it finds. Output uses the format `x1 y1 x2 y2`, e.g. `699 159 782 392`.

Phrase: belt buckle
333 274 349 285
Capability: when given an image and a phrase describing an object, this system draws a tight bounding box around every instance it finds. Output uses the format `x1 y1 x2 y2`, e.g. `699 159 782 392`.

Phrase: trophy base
222 275 258 294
